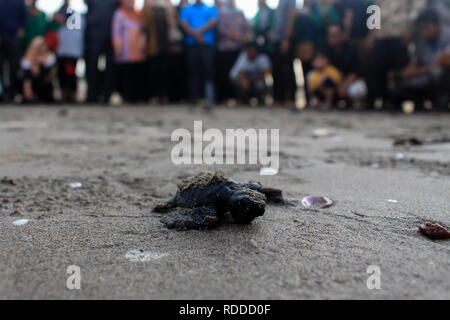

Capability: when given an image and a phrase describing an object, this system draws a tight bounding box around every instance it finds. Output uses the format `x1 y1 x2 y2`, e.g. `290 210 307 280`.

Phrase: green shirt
22 9 48 50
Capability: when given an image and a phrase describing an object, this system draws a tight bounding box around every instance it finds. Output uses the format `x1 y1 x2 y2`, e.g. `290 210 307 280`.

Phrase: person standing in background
362 0 425 109
0 0 27 103
54 0 86 103
331 0 371 43
170 0 190 103
217 0 250 105
428 0 450 27
284 0 325 102
84 0 120 104
22 0 48 52
112 0 146 103
179 0 219 110
273 0 297 108
141 0 180 104
253 0 276 55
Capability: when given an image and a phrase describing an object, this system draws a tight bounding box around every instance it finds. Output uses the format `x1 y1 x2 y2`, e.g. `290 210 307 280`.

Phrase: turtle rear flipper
242 182 284 204
160 205 220 231
260 187 284 204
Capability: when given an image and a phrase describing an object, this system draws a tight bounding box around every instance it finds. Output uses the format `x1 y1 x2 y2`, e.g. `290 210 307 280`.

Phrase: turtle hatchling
154 172 282 230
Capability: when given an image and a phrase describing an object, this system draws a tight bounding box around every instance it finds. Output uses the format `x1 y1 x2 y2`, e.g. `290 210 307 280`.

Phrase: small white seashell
301 196 334 209
70 182 83 189
312 128 333 138
260 167 278 176
387 199 398 203
13 219 29 226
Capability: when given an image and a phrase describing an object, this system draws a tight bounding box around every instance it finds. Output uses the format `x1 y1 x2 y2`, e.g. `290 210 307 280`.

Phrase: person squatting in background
21 37 56 103
307 50 342 110
396 8 450 110
230 41 272 105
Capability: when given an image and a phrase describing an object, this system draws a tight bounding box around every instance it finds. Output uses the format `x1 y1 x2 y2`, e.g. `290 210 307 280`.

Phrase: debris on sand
58 108 68 117
13 219 29 226
393 138 423 147
312 128 334 138
155 172 268 230
351 211 365 217
1 176 16 185
428 137 450 145
125 250 169 262
301 196 334 209
394 153 406 161
387 199 398 203
69 182 83 189
393 136 450 148
419 222 450 240
10 208 24 217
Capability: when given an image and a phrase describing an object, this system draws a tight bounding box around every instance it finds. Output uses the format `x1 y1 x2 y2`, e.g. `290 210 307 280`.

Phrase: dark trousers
234 77 268 105
85 37 116 103
395 69 450 111
31 78 54 103
117 62 146 103
186 45 215 102
167 52 187 102
216 50 240 102
364 38 410 105
57 57 78 102
147 54 169 100
0 36 21 102
272 45 296 103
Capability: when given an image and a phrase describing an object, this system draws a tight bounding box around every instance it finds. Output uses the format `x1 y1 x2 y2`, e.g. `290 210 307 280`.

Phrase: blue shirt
179 3 218 46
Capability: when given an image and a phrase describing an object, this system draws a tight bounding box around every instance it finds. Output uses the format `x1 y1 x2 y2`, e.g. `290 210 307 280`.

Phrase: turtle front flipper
153 198 177 213
160 205 220 231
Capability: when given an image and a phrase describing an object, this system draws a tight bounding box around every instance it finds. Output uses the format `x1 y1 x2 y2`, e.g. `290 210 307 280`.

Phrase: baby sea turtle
154 172 282 230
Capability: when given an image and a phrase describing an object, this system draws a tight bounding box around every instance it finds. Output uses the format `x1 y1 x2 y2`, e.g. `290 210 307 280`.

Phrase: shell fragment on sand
13 219 29 226
301 196 334 209
419 222 450 240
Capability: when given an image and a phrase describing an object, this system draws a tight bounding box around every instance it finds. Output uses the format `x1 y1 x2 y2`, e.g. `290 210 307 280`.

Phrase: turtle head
229 188 266 224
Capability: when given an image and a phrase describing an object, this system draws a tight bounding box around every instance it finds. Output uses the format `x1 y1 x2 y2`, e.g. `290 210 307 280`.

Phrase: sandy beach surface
0 105 448 299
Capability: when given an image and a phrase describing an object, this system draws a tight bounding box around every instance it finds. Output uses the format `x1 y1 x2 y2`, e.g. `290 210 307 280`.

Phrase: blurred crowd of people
0 0 450 111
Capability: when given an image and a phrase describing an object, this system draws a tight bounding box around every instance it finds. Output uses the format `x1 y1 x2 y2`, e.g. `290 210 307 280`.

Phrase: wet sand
0 105 449 299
